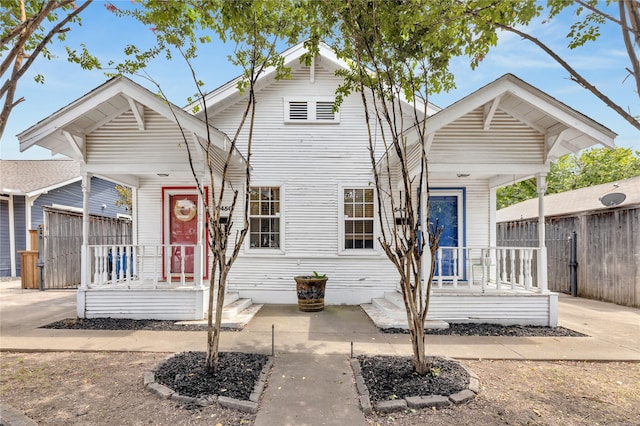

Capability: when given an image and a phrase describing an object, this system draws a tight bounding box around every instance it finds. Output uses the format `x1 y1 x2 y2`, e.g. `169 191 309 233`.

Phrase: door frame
429 188 466 280
161 186 208 281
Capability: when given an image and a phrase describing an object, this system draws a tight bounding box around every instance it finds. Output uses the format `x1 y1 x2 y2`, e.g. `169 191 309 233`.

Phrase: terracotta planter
294 276 327 312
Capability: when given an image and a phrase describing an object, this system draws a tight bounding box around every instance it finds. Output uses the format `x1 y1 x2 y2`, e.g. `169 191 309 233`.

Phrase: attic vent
316 101 335 120
289 101 308 120
284 97 340 124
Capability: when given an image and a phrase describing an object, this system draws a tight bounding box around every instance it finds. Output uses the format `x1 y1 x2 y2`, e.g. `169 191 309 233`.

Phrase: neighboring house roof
0 159 80 196
496 175 640 222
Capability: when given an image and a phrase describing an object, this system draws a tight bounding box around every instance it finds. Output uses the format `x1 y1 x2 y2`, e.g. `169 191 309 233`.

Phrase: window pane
249 186 281 249
365 204 374 217
354 189 364 202
355 204 363 218
344 204 353 218
344 190 353 202
364 189 374 202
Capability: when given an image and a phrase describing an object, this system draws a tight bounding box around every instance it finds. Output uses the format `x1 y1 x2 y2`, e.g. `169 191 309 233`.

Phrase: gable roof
17 76 237 164
1 159 80 196
190 41 441 118
424 74 616 158
497 175 640 222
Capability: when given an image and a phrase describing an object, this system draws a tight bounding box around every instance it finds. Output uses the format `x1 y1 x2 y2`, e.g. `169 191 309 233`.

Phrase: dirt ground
1 351 639 426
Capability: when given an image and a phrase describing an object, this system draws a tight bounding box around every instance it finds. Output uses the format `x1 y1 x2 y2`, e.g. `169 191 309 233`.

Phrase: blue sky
1 1 638 160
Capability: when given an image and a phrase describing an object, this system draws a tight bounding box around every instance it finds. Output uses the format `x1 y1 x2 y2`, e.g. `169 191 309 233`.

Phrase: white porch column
80 174 91 289
131 186 138 246
195 182 206 289
77 174 91 319
536 173 548 293
7 195 17 276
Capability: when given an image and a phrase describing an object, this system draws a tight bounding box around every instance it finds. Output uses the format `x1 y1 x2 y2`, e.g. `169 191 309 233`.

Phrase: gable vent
316 101 335 120
289 101 308 120
284 97 339 124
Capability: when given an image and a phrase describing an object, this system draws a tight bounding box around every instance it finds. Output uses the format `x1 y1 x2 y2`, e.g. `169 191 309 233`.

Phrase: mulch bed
154 351 268 401
41 317 240 331
358 355 469 403
384 323 588 337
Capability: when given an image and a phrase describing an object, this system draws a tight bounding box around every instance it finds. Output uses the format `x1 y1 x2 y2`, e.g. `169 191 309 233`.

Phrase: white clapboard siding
429 108 544 164
83 288 207 320
427 293 553 326
209 61 400 302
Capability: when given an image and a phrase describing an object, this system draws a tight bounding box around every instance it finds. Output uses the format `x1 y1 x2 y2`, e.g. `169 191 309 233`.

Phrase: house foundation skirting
369 291 558 327
77 287 209 320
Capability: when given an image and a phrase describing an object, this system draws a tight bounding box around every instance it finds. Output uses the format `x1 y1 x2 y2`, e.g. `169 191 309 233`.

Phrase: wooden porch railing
88 244 204 289
434 246 540 292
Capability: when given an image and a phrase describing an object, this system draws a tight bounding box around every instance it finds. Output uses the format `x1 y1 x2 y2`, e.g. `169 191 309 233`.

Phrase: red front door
169 194 198 276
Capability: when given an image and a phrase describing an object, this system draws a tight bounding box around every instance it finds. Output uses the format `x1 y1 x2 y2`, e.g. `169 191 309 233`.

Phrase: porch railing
433 246 540 292
88 244 204 288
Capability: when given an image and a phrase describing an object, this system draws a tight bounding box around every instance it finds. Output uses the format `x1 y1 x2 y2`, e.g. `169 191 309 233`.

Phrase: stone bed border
350 356 480 414
144 355 274 414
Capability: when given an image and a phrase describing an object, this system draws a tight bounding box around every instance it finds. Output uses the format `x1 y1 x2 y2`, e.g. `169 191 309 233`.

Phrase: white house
18 43 616 326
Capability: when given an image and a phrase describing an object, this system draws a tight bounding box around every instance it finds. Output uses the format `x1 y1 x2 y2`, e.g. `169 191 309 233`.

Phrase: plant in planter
294 271 327 312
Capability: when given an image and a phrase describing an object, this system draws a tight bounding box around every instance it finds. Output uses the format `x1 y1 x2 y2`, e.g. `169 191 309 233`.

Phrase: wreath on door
174 199 197 222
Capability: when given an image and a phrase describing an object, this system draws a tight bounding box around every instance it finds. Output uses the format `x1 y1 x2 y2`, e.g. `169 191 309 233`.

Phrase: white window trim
245 184 286 255
283 96 340 124
338 184 380 256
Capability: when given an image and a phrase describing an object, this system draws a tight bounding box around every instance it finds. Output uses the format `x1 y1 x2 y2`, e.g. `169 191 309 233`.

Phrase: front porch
79 243 556 326
77 243 257 321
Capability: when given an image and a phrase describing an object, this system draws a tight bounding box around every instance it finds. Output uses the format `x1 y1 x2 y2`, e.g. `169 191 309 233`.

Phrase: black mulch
41 318 241 331
154 351 268 400
383 323 588 337
358 355 468 403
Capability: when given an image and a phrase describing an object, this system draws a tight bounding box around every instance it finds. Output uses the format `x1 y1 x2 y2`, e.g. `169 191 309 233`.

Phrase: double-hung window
249 187 281 249
343 188 375 250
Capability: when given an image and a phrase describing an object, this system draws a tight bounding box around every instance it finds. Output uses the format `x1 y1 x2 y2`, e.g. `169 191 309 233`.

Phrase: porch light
456 173 470 178
157 173 169 177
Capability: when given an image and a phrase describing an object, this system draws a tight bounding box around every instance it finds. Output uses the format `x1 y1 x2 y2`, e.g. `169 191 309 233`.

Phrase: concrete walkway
1 279 639 426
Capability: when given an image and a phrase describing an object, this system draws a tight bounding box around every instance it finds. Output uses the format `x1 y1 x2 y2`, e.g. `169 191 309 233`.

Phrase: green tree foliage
463 0 639 131
497 147 640 209
114 184 132 212
303 0 544 375
110 0 309 371
0 0 99 138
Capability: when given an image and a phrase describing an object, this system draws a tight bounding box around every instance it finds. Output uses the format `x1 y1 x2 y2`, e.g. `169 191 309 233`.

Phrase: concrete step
221 297 253 319
372 297 405 320
176 300 262 329
361 302 449 330
383 291 405 308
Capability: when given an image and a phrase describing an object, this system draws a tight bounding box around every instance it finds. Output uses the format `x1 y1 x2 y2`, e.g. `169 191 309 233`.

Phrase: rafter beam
61 129 85 162
545 123 569 162
483 95 502 130
126 96 145 131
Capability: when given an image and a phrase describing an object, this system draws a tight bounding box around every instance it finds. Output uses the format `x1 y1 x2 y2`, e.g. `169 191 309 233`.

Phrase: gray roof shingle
497 175 640 222
0 159 81 195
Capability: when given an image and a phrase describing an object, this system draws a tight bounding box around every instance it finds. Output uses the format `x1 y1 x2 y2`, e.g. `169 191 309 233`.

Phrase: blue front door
429 195 460 278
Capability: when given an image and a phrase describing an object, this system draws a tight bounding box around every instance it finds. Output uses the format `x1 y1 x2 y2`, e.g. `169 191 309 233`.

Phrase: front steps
176 292 262 329
361 291 449 330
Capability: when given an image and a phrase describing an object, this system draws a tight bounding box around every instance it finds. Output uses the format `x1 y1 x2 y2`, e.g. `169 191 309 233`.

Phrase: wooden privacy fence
42 207 132 289
498 205 640 308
